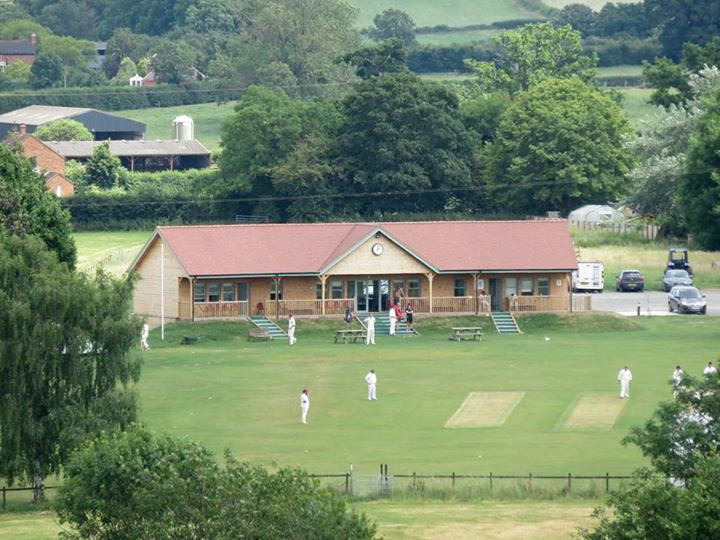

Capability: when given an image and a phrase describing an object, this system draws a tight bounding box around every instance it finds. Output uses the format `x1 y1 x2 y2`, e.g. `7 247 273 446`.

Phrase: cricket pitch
560 393 627 430
444 392 525 428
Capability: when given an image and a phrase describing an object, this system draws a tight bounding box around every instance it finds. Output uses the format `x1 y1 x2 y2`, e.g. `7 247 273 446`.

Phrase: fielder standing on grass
704 361 717 376
364 313 376 345
140 323 150 351
364 369 377 400
618 366 632 399
288 312 297 345
300 389 309 424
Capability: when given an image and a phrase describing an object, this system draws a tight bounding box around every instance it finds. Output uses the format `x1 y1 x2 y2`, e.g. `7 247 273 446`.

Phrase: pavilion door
489 278 503 311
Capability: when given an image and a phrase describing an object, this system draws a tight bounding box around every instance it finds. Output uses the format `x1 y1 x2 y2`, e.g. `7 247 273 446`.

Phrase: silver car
663 269 693 291
668 286 707 314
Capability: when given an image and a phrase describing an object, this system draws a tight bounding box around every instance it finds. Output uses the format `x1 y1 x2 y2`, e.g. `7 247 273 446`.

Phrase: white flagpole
161 239 165 341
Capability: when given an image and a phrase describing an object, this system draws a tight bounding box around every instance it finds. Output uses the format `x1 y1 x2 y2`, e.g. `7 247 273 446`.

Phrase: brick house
128 221 579 322
0 34 37 69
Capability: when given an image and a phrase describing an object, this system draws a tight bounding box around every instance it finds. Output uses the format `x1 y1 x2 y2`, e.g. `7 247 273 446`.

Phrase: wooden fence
193 300 249 319
570 220 659 240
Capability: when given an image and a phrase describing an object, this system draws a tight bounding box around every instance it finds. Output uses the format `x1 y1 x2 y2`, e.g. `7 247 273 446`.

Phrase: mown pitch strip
444 391 525 428
560 393 627 430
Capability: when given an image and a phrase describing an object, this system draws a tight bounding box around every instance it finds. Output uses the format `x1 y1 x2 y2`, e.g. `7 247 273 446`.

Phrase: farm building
0 35 37 68
0 105 146 140
43 139 212 171
128 221 578 321
3 130 74 197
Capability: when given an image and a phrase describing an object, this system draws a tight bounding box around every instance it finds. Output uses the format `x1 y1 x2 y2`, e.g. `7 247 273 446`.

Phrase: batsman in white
618 366 632 399
288 312 297 345
364 369 377 400
300 389 309 424
140 323 150 351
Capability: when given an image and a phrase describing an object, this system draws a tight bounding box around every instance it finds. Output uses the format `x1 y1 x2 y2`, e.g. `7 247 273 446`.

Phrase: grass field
75 230 150 276
117 102 236 151
614 87 659 125
349 0 542 29
416 28 499 45
596 65 644 77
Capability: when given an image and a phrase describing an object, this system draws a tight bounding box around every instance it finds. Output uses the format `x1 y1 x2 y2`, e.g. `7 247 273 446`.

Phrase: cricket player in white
140 323 150 351
618 366 632 399
365 369 377 400
704 361 717 376
673 366 683 385
388 305 397 335
300 389 309 424
364 313 376 345
288 313 297 345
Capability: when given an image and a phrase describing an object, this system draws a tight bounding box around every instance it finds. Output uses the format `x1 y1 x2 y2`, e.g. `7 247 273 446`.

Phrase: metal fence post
568 473 572 490
412 472 416 490
606 472 610 493
489 472 493 496
345 473 349 494
452 472 455 489
2 486 5 510
529 472 532 490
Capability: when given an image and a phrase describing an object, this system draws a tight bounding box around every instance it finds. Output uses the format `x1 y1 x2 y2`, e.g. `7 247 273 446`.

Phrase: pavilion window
331 280 343 299
237 282 248 301
347 280 355 298
270 281 283 301
408 278 421 297
505 278 517 297
222 282 235 302
194 283 206 303
208 282 220 302
521 278 534 296
316 284 322 300
537 277 550 296
453 278 466 297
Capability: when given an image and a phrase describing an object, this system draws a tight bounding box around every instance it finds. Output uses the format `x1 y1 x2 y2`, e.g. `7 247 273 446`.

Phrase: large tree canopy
0 234 141 499
334 72 477 214
465 22 596 94
0 144 76 267
485 77 631 215
35 118 93 141
57 425 376 539
645 0 720 61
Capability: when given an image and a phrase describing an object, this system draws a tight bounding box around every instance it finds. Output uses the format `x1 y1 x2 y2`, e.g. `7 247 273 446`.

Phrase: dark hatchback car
668 286 707 314
616 269 645 292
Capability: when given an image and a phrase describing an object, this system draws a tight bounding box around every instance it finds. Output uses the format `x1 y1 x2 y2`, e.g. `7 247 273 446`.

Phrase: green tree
35 119 93 141
29 50 63 88
678 88 720 249
151 40 196 84
343 39 407 79
56 425 377 539
485 78 631 215
3 60 31 82
0 144 76 266
554 3 596 37
111 56 138 85
643 57 693 107
645 0 720 61
367 9 416 47
682 36 720 73
465 22 596 94
85 142 126 189
37 0 99 40
334 72 477 214
0 234 140 500
579 454 720 540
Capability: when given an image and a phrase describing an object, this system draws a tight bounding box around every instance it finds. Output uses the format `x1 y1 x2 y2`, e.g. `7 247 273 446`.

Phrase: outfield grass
132 314 718 476
416 28 499 46
116 102 236 151
614 87 659 126
349 0 543 28
596 65 644 78
0 512 63 540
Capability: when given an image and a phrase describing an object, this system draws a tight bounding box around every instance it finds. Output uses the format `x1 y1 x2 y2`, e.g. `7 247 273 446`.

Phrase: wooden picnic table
451 327 484 342
334 329 367 344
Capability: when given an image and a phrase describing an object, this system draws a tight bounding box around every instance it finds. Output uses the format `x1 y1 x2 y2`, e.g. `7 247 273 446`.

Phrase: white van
572 262 604 293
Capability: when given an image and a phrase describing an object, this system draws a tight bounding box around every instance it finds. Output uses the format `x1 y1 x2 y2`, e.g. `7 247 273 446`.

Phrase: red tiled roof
149 221 576 276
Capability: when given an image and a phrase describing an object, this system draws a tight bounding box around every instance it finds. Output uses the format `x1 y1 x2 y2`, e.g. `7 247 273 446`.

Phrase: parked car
668 286 707 314
616 269 645 292
663 269 693 291
572 262 604 293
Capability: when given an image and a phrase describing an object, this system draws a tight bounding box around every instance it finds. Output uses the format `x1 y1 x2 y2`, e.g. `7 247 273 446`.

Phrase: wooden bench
451 327 484 342
248 328 271 341
334 329 367 344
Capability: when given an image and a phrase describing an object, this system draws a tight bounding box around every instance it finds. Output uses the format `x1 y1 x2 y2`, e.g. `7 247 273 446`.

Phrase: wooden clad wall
133 236 187 319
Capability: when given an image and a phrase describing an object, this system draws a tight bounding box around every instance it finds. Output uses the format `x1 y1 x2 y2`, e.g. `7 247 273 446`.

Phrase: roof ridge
157 219 567 230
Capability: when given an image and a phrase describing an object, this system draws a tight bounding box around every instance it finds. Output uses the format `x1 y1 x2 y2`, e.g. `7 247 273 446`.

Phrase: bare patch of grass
445 392 525 428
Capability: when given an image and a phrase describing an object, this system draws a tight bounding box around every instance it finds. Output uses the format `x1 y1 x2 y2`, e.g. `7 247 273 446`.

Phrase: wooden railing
400 296 490 313
572 294 593 312
273 298 355 316
508 295 570 312
194 301 249 319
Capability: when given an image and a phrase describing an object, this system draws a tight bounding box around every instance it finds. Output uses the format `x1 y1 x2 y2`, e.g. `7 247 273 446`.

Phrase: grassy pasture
543 0 636 8
75 230 149 276
117 102 236 151
349 0 542 29
416 28 499 45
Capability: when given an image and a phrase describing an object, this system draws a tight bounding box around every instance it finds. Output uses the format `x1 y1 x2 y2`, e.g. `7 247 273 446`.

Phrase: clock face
372 243 383 256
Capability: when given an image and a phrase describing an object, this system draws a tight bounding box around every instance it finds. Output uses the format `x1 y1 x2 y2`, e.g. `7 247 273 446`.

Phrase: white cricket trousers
367 383 377 400
366 329 375 344
288 327 296 345
620 380 630 398
301 406 309 423
389 318 396 335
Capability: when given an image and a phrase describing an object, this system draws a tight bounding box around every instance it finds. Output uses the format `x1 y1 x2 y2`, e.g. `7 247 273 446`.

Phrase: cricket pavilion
128 220 580 321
